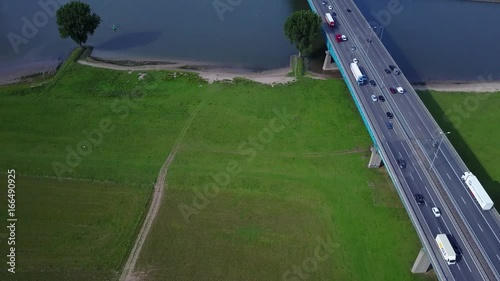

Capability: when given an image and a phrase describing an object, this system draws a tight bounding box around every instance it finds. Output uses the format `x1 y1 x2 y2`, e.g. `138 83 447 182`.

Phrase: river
1 0 499 83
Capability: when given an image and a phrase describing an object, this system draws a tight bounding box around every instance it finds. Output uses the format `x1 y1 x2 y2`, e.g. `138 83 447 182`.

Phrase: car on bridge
369 80 376 87
386 112 393 119
385 121 393 129
378 95 385 102
371 95 378 102
397 159 406 169
321 0 327 4
397 87 404 94
389 87 397 94
335 34 347 42
414 194 425 205
384 68 391 74
432 207 441 217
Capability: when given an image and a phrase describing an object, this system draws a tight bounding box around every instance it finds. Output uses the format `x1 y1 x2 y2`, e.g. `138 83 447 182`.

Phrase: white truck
435 234 457 265
350 62 366 85
325 13 335 28
461 172 493 210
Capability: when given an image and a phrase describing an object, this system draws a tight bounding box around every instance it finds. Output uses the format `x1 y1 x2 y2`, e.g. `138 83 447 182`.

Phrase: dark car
332 12 337 16
389 87 397 94
431 140 439 148
321 0 327 4
384 68 391 74
396 159 406 169
347 8 351 12
385 121 393 129
389 65 396 71
378 95 385 102
369 80 376 87
386 112 393 119
414 194 424 205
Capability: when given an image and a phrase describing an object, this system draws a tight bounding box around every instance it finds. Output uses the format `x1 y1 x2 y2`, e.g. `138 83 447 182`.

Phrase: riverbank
2 48 499 93
79 57 296 85
412 81 500 93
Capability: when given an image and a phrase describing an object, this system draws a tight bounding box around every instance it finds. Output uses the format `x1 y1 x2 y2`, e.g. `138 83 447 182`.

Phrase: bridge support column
411 248 431 273
322 50 338 71
368 147 382 168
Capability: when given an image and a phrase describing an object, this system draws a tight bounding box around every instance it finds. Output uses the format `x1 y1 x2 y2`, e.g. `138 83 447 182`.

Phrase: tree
56 1 101 46
283 10 321 57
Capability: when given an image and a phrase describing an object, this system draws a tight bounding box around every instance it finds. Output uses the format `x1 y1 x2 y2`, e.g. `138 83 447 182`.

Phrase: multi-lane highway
307 0 500 280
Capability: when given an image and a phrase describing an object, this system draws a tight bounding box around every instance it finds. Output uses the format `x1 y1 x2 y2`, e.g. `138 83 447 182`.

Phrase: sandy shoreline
2 54 499 93
78 57 296 85
412 82 500 93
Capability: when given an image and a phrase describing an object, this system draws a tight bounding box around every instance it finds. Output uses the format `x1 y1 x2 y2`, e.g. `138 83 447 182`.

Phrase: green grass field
3 49 497 281
0 176 150 281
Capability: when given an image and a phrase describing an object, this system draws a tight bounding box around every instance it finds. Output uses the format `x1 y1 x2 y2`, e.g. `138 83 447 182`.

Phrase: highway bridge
306 0 500 280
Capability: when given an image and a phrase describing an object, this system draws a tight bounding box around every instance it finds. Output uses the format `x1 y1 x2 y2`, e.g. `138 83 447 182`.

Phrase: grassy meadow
3 49 496 281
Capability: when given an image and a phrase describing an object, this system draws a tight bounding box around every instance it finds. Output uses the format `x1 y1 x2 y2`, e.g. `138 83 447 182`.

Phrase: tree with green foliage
283 10 321 57
56 1 101 46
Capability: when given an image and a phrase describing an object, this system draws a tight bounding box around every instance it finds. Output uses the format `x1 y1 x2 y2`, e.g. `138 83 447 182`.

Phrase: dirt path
78 59 295 85
119 104 202 281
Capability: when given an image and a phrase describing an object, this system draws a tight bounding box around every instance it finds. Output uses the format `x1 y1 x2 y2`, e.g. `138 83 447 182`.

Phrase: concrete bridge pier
411 248 431 273
322 50 338 71
368 146 382 168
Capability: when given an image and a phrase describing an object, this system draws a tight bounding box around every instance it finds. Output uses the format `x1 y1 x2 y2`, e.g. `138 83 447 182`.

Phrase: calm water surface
1 0 499 82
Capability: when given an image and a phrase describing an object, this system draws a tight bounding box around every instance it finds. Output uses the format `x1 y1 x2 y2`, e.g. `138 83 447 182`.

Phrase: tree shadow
418 90 500 204
94 31 162 51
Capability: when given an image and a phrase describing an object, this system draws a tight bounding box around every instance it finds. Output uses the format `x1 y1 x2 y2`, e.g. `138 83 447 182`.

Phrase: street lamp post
429 131 451 170
366 26 376 55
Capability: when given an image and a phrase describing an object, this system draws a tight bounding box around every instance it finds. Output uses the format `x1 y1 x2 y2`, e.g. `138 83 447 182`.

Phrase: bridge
306 0 500 280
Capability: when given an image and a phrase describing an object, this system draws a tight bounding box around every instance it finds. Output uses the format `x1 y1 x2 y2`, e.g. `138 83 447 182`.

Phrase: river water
1 0 499 82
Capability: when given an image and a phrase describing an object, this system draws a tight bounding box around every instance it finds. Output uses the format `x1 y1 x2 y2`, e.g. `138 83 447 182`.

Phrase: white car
371 95 378 102
396 87 404 94
328 5 333 10
341 35 347 41
353 58 358 64
432 207 441 217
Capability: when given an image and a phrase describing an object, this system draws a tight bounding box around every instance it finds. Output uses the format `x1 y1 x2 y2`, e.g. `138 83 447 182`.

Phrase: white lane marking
496 254 500 261
477 224 484 232
410 174 414 180
463 256 472 272
398 151 402 157
408 111 413 117
461 197 467 204
456 263 461 271
417 125 422 132
423 186 436 206
447 173 451 180
438 227 442 233
401 143 411 157
412 163 422 180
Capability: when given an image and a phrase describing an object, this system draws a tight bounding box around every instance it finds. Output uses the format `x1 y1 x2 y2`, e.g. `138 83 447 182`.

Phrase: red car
389 87 397 94
335 34 347 43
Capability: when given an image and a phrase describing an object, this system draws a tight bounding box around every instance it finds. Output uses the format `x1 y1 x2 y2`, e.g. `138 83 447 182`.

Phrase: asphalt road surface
310 0 500 280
